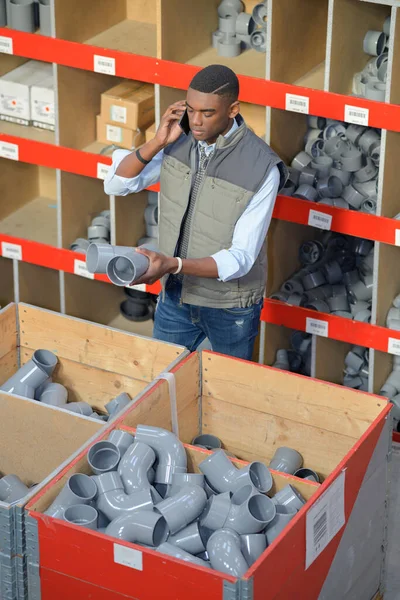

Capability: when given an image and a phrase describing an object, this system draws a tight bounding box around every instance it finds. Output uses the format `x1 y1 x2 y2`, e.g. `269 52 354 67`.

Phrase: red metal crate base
39 568 134 600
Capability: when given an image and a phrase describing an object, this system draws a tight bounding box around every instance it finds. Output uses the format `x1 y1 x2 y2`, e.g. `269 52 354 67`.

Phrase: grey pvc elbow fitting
105 511 169 546
168 520 210 555
272 485 306 512
39 382 68 406
64 401 93 416
167 472 205 497
88 441 121 475
135 425 187 485
94 472 154 521
241 533 267 566
118 441 156 493
225 486 276 534
156 485 207 534
105 392 131 416
207 529 248 577
157 542 210 569
45 474 97 519
269 447 303 474
0 475 29 503
265 505 297 545
199 449 272 494
107 430 135 456
64 504 98 530
0 349 57 398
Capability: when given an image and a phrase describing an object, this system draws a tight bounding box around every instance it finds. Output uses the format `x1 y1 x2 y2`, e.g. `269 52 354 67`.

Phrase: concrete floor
385 441 400 599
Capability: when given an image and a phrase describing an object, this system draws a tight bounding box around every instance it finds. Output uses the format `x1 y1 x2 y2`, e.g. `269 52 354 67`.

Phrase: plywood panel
187 46 266 79
0 55 27 77
240 103 266 139
0 159 38 221
0 197 57 246
0 348 18 385
38 167 57 200
0 303 17 359
18 263 60 312
64 274 123 326
0 258 14 308
202 395 356 478
269 108 307 165
270 0 328 86
263 323 294 366
86 21 157 56
19 303 184 382
0 392 101 486
0 119 54 144
114 190 148 247
314 337 353 385
54 0 126 42
126 0 158 23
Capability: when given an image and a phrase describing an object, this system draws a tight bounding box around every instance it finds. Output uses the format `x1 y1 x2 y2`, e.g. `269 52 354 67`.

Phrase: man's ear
229 100 240 118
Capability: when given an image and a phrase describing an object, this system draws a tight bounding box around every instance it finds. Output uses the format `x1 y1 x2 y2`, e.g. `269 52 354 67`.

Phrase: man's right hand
155 100 186 148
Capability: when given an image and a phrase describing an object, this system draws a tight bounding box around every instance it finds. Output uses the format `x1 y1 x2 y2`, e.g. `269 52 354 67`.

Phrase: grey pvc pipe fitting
324 136 347 160
64 401 93 416
107 250 150 287
281 278 304 295
45 473 97 519
347 277 373 302
291 151 312 171
249 29 266 53
302 270 326 290
86 244 118 274
342 184 365 209
294 468 319 483
32 349 58 375
287 167 300 186
338 149 363 172
200 491 232 530
370 143 381 167
0 475 29 503
39 0 51 35
157 542 210 569
0 350 55 398
354 308 371 323
118 441 155 493
167 472 205 498
8 0 35 32
327 295 350 313
346 124 365 145
269 447 303 474
293 184 318 202
105 511 168 546
353 179 377 199
272 484 306 512
88 441 121 475
39 382 68 406
345 350 364 373
323 260 342 284
365 81 386 101
146 223 159 238
299 167 317 187
331 283 346 297
207 529 248 577
168 520 209 555
280 179 296 197
199 449 272 494
217 32 241 57
225 487 276 534
191 434 222 450
217 0 243 18
0 0 6 26
304 138 325 158
144 204 158 227
353 158 377 183
94 472 154 520
105 392 131 416
135 425 187 485
252 2 267 26
64 504 98 530
330 166 351 186
156 485 207 534
265 505 297 545
241 533 267 566
235 11 253 35
88 225 109 241
311 156 333 178
316 176 343 199
107 430 135 456
361 199 377 214
358 129 380 155
308 116 326 130
70 238 90 253
219 15 236 34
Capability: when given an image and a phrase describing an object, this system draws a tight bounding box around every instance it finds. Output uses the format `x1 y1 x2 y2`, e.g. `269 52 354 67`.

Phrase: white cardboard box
0 61 52 125
31 75 55 130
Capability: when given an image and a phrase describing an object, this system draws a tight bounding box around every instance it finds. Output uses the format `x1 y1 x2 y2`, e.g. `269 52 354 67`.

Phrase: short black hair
189 64 239 103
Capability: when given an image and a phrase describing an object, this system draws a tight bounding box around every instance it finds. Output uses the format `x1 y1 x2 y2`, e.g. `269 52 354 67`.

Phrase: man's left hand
133 247 177 285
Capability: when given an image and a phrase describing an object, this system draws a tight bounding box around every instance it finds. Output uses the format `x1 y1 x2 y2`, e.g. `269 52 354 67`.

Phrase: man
104 64 287 360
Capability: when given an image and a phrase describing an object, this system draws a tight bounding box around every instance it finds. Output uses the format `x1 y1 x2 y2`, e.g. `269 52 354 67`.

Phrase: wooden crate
0 302 188 417
24 351 391 600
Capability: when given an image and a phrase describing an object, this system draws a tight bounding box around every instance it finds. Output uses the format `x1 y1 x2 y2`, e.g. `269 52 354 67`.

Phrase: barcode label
114 544 143 571
94 54 116 75
388 337 400 356
344 105 369 127
306 317 328 337
0 36 13 55
106 124 122 144
125 283 146 292
111 104 127 124
74 259 94 280
1 242 22 260
0 141 19 161
308 209 332 231
97 162 110 180
395 230 400 247
306 470 345 568
285 93 309 114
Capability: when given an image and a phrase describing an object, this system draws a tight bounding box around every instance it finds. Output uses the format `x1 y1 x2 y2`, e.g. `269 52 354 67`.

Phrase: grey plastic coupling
281 278 304 295
353 158 377 183
8 0 36 32
199 449 273 494
118 441 156 493
107 430 135 456
330 166 351 186
316 176 343 199
105 511 169 546
45 473 97 519
107 250 150 287
302 270 326 290
64 504 98 530
365 81 386 101
308 116 326 130
324 136 348 160
39 382 68 406
70 238 90 254
294 468 320 483
144 204 158 226
271 484 306 512
269 447 303 474
0 349 55 398
157 542 210 569
64 401 93 416
168 520 210 555
327 295 350 313
279 179 296 197
0 474 29 503
225 485 276 534
236 11 253 35
347 276 373 302
207 529 248 577
311 156 333 178
191 434 222 450
291 151 312 171
134 425 187 485
265 504 297 545
105 392 131 416
252 2 267 26
94 472 155 520
342 184 365 209
293 184 318 202
323 260 342 285
304 299 330 313
361 198 377 214
299 167 318 187
250 29 266 52
241 533 267 566
156 485 207 534
299 240 324 265
88 441 121 475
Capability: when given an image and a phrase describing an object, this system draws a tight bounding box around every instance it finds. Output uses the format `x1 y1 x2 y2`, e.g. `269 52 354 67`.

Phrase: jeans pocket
222 306 257 316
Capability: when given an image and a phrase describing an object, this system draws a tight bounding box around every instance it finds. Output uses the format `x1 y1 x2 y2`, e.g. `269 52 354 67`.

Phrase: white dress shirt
104 120 280 282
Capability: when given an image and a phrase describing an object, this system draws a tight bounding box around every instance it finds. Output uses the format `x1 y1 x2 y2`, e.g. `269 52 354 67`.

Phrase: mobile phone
179 109 190 136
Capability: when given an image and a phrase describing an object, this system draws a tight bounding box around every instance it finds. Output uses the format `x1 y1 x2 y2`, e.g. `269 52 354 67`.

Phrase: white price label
306 317 328 338
308 209 332 231
395 230 400 247
1 242 22 260
94 54 116 75
97 162 110 180
74 259 94 280
111 104 127 124
306 470 345 569
125 283 146 292
114 544 143 571
0 141 19 161
344 105 369 127
106 124 122 144
285 93 309 114
388 337 400 356
0 36 13 55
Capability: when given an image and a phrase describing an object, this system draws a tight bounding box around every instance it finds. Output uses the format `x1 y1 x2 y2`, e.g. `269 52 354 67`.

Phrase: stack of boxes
0 60 55 131
96 81 155 150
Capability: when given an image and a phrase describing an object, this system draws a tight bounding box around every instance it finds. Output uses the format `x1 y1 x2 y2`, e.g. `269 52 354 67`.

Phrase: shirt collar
198 118 239 156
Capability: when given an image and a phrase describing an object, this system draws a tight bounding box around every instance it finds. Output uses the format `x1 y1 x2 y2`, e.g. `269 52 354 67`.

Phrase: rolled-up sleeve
211 166 280 282
104 148 164 196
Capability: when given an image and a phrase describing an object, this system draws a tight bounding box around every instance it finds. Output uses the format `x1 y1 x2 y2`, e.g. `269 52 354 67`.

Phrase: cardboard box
0 60 52 125
145 121 156 143
96 114 145 149
100 81 155 130
31 75 55 130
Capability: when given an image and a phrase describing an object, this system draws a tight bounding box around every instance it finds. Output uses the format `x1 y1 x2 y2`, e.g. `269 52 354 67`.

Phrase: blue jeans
153 280 262 361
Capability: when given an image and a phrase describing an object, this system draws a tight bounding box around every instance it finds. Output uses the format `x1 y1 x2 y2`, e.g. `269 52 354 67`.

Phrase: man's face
185 87 239 144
